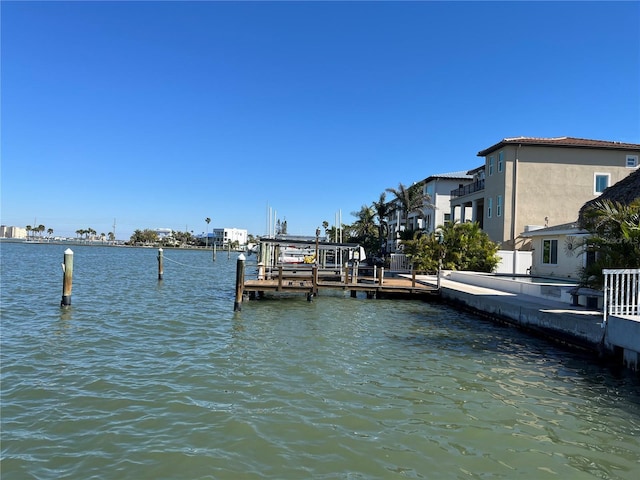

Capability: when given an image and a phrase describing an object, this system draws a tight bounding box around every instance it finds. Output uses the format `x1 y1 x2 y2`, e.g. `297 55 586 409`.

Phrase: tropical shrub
403 222 500 273
579 199 640 288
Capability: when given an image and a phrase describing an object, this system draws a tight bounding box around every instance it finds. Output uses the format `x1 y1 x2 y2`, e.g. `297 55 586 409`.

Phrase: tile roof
477 136 640 156
424 170 473 181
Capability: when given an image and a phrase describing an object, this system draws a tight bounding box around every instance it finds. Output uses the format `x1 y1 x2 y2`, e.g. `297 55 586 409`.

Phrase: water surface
1 242 639 479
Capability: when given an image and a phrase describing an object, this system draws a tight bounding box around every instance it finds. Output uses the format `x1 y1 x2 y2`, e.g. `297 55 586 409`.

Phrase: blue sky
2 1 639 240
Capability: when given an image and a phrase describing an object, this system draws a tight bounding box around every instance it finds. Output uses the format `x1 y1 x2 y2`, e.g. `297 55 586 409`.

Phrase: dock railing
603 268 640 324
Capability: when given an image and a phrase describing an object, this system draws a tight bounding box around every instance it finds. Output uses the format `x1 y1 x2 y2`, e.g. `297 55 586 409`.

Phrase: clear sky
2 1 639 240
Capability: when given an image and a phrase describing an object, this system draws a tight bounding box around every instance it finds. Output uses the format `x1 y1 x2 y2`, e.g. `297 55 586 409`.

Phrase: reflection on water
1 242 639 479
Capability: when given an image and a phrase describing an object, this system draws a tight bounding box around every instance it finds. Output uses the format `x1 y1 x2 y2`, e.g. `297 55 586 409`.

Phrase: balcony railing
450 179 485 198
603 268 640 324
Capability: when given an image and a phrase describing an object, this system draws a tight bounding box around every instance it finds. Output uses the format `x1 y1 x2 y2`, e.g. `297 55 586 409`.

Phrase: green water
1 242 639 479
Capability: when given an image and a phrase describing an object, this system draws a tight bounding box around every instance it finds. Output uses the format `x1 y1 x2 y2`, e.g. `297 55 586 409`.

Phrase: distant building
211 228 248 247
155 228 173 239
198 228 248 247
0 225 27 239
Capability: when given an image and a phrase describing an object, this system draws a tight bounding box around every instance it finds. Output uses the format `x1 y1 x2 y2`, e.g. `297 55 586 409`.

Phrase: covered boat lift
257 235 365 275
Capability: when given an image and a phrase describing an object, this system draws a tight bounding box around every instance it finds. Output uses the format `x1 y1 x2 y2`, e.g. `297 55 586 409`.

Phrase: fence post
60 248 74 307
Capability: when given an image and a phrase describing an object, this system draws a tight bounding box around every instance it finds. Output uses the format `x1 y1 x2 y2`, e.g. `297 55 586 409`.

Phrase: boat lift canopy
257 235 366 269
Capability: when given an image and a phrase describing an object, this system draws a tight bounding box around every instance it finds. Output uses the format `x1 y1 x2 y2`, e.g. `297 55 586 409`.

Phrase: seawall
437 279 607 354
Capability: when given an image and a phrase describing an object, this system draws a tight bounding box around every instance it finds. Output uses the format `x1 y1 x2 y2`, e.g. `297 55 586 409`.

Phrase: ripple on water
2 244 640 479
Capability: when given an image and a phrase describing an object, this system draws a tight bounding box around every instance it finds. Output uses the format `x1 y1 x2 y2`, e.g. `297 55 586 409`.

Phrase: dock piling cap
238 254 246 261
64 248 74 255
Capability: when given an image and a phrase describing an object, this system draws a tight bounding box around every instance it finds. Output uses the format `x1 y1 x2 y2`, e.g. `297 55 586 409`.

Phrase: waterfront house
520 222 590 279
386 170 473 253
449 136 640 250
522 167 640 280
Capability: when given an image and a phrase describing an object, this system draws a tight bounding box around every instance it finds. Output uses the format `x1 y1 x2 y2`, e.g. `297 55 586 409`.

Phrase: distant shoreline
0 238 245 252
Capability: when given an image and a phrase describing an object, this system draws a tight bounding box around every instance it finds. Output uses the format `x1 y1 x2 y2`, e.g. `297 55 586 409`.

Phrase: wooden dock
240 264 439 302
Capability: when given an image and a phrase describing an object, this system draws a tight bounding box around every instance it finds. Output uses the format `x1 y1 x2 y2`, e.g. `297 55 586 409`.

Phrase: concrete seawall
439 282 606 352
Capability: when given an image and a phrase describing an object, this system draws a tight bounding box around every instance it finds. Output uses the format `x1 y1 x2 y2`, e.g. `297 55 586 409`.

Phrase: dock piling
157 248 164 281
234 254 246 311
60 248 74 307
312 265 318 296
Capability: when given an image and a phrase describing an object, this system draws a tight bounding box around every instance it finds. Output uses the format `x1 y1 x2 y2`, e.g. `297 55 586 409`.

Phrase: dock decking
241 265 439 300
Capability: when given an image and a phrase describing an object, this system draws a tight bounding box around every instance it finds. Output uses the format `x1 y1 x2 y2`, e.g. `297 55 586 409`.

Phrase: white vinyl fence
603 268 640 324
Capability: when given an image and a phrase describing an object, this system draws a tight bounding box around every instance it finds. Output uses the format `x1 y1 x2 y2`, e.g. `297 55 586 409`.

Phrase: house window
542 239 558 264
487 197 493 218
497 195 502 217
444 213 451 224
488 156 494 175
498 151 504 173
627 155 639 168
426 184 434 198
594 173 610 194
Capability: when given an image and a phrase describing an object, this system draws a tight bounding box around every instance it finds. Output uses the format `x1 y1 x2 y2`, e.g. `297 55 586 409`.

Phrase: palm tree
26 225 32 241
386 182 432 229
350 205 378 254
350 205 376 238
579 198 640 287
386 182 433 243
47 228 53 241
205 217 211 248
373 192 390 255
37 225 45 239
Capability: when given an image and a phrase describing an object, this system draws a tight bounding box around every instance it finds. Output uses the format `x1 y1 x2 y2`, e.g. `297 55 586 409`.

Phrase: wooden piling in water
234 254 246 311
312 265 318 296
60 248 74 307
157 248 164 281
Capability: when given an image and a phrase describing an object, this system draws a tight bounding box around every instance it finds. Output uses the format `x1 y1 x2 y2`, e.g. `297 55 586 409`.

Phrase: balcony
450 179 485 198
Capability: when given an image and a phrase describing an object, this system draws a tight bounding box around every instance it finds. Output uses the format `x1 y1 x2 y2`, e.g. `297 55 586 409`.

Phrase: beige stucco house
522 167 640 280
520 222 590 279
449 136 640 249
